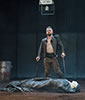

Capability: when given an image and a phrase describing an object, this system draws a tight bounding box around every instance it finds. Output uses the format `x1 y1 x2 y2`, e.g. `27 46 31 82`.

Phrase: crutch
34 61 39 78
62 57 66 75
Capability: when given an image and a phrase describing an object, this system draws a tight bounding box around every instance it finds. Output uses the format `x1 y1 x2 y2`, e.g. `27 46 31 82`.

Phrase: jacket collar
46 35 54 42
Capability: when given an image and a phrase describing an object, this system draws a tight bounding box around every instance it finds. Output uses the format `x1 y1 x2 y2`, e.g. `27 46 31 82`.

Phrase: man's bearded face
46 28 53 36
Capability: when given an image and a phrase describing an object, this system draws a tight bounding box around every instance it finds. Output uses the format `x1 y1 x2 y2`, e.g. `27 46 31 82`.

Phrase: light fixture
39 0 55 15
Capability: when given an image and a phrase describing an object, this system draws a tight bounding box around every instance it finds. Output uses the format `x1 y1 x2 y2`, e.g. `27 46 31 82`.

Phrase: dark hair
46 26 53 30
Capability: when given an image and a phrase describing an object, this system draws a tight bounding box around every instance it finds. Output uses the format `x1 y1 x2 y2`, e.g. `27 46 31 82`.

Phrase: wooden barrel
0 61 12 81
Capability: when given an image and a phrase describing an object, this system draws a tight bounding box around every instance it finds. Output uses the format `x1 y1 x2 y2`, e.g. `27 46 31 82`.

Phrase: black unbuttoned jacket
38 34 65 58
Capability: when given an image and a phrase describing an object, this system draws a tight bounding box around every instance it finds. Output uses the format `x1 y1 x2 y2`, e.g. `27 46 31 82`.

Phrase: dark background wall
0 0 85 79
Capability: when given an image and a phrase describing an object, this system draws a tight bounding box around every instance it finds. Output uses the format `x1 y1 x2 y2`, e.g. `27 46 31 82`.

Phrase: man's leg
52 58 64 78
44 58 51 77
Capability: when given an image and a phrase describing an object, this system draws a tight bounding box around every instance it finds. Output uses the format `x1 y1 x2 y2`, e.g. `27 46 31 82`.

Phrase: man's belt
46 52 56 58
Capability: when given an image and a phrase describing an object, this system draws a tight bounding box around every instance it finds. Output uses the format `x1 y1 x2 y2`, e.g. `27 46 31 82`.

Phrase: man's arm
38 40 43 58
36 40 43 62
54 35 66 58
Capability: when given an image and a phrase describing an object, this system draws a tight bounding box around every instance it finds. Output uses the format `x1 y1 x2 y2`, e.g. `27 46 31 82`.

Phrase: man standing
36 26 66 78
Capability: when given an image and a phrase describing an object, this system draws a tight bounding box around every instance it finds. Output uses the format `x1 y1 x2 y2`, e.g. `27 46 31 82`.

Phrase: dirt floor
0 80 85 100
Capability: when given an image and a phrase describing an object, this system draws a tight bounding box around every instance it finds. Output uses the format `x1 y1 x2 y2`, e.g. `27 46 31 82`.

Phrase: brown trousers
44 57 64 78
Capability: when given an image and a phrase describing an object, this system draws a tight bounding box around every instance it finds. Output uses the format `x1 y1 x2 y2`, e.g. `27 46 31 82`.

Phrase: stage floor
0 80 85 100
